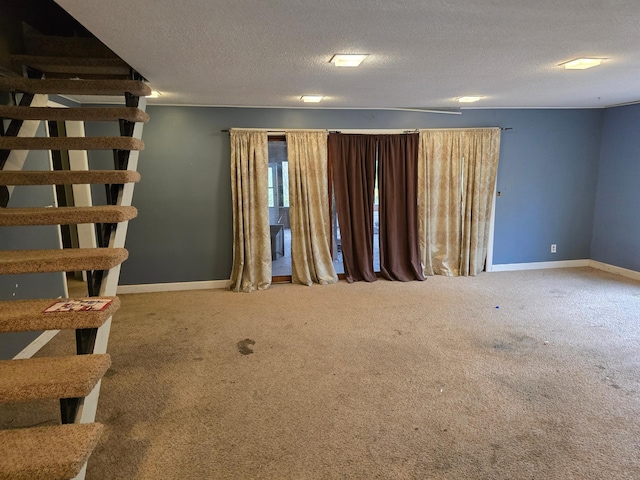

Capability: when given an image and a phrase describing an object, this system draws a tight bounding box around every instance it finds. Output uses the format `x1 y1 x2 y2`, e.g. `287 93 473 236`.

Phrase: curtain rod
221 127 513 133
221 128 325 133
329 127 513 133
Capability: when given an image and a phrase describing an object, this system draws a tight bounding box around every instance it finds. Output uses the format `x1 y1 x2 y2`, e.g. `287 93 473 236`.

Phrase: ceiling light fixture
146 90 161 98
457 96 483 103
330 54 368 67
561 58 604 70
301 95 324 103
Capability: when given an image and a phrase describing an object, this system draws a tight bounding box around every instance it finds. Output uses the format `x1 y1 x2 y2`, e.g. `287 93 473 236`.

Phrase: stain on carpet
550 288 567 298
492 341 511 351
491 333 538 353
237 338 255 355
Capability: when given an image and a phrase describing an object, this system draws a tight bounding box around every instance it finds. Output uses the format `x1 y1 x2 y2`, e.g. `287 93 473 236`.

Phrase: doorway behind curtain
267 138 292 278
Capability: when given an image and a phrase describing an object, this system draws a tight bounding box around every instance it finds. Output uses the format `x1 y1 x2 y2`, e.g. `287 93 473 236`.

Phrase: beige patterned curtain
286 131 337 286
229 129 271 292
418 128 501 276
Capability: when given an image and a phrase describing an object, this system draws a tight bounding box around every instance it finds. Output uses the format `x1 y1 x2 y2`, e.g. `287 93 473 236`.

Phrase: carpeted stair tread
0 354 111 402
0 205 138 226
0 423 103 480
11 54 131 77
0 297 120 333
0 106 149 123
0 248 128 275
0 170 140 186
0 136 144 151
25 33 118 58
42 72 133 81
0 77 151 96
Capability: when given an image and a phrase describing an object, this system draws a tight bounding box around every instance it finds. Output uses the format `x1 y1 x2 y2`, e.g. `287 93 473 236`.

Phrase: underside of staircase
1 27 149 480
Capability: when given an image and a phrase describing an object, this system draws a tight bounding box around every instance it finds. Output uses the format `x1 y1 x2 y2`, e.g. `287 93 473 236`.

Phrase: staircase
0 31 149 480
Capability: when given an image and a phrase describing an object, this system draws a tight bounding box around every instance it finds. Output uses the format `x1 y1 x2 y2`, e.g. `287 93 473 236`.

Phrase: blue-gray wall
88 106 604 285
591 104 640 271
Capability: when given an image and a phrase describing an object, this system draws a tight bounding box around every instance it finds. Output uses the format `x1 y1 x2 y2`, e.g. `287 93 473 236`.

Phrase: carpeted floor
3 267 640 479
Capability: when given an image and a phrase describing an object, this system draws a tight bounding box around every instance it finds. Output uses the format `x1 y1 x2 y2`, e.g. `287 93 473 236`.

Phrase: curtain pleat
229 129 271 292
378 134 425 281
460 130 501 275
286 131 337 286
418 129 501 276
328 134 377 282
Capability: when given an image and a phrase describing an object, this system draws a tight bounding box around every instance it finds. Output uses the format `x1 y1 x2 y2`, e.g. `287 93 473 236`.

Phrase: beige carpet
3 267 640 479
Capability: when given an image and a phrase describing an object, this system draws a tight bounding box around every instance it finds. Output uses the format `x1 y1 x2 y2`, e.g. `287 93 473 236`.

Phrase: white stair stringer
74 96 146 428
2 94 49 202
65 119 97 252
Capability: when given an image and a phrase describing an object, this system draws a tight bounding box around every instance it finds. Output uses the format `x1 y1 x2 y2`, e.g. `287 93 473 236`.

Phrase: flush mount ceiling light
330 54 368 67
146 90 161 98
301 95 324 103
457 96 484 103
561 58 605 70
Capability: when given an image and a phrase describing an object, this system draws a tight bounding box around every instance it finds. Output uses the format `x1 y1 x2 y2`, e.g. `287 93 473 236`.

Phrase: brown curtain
377 134 425 281
328 134 377 282
330 133 425 283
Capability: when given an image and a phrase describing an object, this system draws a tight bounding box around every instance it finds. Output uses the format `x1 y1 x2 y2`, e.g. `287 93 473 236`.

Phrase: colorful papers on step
43 299 113 313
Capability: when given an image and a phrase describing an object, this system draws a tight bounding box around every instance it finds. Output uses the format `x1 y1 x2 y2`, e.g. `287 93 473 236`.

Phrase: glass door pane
373 157 380 272
331 188 344 274
268 140 291 277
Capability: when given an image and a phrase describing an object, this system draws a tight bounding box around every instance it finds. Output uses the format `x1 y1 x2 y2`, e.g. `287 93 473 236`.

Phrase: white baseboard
589 260 640 281
13 330 59 359
117 279 231 294
118 261 640 293
490 259 590 272
489 259 640 281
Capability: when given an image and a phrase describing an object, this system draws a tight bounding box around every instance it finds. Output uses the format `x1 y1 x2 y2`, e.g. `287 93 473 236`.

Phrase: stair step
23 33 117 58
0 248 128 275
25 33 118 59
0 205 138 226
0 136 144 151
0 106 149 123
0 423 103 480
0 297 120 333
0 78 151 96
42 72 133 81
0 354 111 402
11 55 131 78
0 170 140 186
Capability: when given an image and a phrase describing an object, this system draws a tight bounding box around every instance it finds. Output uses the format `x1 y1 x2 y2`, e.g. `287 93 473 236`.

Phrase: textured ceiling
55 0 640 109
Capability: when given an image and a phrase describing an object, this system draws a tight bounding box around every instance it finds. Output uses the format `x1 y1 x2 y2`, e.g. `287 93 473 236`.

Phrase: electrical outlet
551 244 557 253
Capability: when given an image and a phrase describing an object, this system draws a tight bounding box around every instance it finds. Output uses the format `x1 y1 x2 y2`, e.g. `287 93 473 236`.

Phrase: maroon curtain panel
328 134 377 282
377 134 425 281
